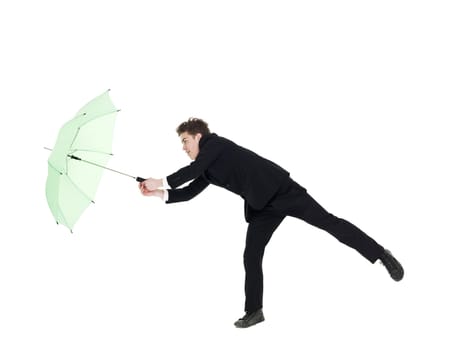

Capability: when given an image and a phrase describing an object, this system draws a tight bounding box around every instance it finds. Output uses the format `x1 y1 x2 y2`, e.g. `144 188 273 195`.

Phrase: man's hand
139 181 165 198
138 178 165 200
140 187 165 199
141 178 163 191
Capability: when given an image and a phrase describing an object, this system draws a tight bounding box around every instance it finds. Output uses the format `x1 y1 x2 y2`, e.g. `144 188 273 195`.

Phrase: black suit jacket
166 133 290 220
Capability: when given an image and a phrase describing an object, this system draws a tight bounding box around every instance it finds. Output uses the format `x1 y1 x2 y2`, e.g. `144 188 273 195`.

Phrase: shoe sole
234 316 265 328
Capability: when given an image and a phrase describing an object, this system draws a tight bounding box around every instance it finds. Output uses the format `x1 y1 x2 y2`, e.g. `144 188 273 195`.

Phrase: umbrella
45 90 144 232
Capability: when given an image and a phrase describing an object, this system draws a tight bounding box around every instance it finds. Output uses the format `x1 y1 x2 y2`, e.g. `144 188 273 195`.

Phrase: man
139 118 404 328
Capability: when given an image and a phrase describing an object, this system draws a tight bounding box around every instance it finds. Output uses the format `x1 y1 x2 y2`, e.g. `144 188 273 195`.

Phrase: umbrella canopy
46 90 119 232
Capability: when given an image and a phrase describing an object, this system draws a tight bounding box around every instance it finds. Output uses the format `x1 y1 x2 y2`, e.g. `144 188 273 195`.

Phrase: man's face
180 132 202 160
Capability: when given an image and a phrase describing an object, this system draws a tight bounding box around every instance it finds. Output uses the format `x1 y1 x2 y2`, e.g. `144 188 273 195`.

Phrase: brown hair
176 118 211 136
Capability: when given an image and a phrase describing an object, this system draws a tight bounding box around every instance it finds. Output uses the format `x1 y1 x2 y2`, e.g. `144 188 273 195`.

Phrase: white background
1 1 466 349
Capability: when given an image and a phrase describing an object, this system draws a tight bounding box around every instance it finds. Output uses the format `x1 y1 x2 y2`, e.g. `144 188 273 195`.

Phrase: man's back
167 133 290 210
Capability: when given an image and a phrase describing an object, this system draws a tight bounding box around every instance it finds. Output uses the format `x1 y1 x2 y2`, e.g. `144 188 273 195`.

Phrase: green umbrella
45 90 144 232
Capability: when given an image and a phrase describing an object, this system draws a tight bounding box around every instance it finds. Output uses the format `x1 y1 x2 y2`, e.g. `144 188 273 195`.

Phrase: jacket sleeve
166 137 224 188
166 176 210 203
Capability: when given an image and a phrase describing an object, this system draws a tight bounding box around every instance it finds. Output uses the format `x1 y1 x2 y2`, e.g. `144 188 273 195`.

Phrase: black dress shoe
380 249 404 281
234 309 265 328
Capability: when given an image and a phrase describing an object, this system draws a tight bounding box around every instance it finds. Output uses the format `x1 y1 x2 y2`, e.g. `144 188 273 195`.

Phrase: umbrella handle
136 177 147 182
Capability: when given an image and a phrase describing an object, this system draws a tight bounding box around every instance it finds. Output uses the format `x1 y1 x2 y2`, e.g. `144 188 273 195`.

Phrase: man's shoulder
202 133 235 148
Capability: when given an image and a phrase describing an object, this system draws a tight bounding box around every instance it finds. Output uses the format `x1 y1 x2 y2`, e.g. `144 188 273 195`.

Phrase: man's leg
243 212 285 313
272 179 385 263
288 189 405 279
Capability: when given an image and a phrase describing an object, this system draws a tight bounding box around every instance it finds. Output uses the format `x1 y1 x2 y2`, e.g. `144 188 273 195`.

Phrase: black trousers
243 178 385 312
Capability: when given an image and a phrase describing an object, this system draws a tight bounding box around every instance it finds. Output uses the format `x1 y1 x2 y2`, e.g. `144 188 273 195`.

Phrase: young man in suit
139 118 404 328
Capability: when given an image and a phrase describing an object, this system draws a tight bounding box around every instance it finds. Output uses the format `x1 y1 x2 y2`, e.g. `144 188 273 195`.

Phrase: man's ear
195 133 202 142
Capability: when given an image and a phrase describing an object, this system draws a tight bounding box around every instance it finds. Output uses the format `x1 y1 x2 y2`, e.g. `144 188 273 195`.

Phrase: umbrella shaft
44 147 144 181
69 155 136 179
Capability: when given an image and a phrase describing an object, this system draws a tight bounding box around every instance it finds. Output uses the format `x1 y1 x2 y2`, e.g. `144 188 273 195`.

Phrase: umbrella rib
78 109 120 128
57 204 72 233
70 149 113 156
69 109 120 151
49 157 95 205
65 175 95 204
47 160 63 175
70 130 80 153
47 161 73 231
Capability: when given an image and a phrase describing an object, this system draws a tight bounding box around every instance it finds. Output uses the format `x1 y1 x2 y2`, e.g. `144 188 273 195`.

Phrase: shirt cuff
163 189 169 202
162 177 169 188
